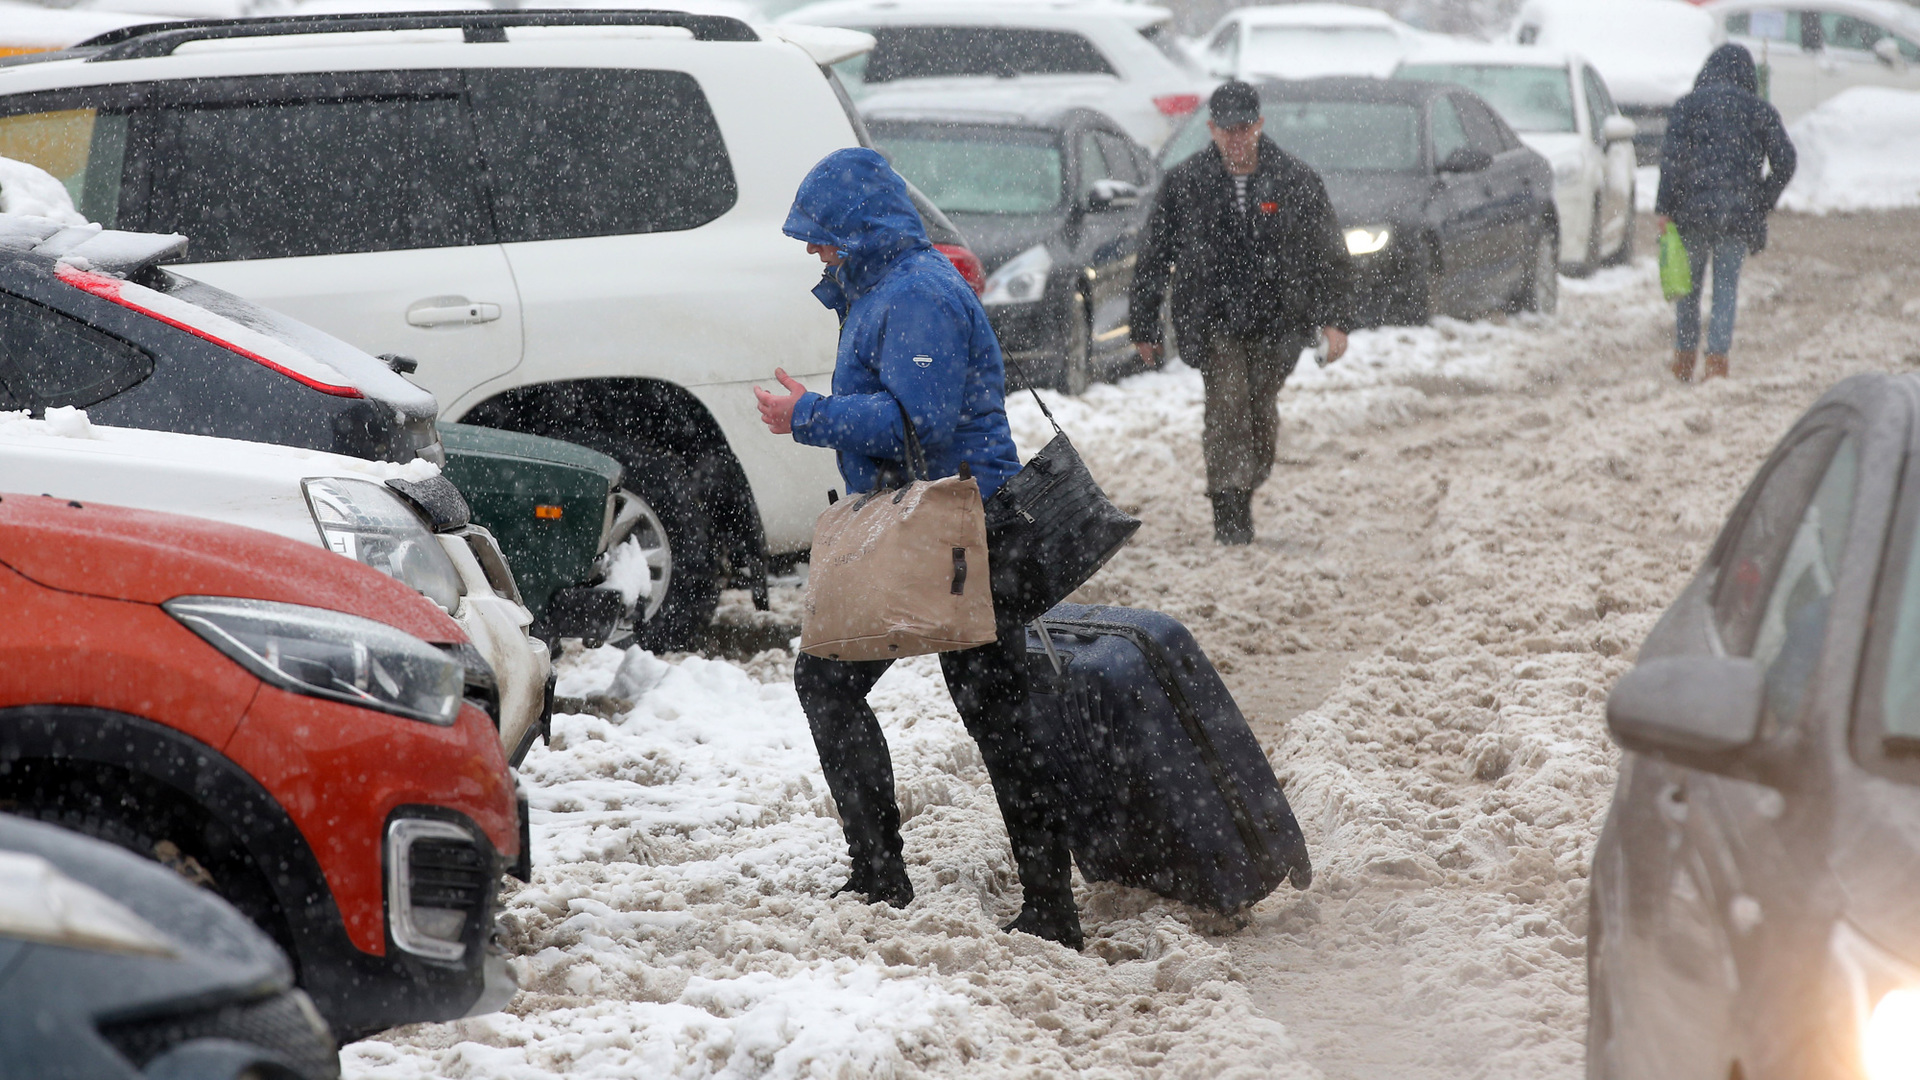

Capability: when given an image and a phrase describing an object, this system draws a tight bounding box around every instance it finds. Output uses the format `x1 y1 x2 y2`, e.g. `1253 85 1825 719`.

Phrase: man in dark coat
1655 43 1795 382
1128 80 1354 545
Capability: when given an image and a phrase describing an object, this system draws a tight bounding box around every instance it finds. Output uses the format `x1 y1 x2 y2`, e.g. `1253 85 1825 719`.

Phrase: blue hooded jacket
782 148 1022 500
1655 44 1796 250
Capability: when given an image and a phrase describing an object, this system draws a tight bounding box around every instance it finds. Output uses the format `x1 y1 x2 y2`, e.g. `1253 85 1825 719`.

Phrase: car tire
1386 244 1436 326
1603 194 1636 267
582 441 720 653
1578 193 1605 277
1513 225 1559 315
1055 293 1093 396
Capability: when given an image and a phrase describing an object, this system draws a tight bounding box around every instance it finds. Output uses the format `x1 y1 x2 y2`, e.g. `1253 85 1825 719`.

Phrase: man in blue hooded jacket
756 148 1082 948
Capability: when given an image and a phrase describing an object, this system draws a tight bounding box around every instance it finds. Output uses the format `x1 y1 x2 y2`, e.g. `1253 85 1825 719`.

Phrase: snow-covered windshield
1243 25 1402 78
1162 101 1422 173
1397 63 1575 133
872 129 1063 215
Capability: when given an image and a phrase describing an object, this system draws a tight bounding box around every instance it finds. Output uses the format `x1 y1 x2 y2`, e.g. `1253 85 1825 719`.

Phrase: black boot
1211 490 1254 545
1002 896 1084 950
834 855 913 908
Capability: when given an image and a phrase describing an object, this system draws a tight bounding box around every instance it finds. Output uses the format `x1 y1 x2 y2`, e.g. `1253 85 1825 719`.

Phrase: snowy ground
343 211 1920 1079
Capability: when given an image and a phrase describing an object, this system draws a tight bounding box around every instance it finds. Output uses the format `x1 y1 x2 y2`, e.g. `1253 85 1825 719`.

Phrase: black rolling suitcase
1023 604 1311 913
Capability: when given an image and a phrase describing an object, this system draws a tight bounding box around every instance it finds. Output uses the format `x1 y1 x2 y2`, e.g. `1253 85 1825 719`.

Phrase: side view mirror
1607 655 1799 789
1875 37 1905 67
1087 178 1142 211
1601 114 1637 144
1437 147 1493 174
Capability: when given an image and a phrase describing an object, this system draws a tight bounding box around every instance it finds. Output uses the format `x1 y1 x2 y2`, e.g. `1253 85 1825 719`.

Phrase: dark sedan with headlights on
1160 77 1559 327
866 104 1156 394
1594 372 1920 1080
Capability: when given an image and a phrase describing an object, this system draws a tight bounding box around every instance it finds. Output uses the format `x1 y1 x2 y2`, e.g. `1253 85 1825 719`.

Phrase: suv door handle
407 299 502 327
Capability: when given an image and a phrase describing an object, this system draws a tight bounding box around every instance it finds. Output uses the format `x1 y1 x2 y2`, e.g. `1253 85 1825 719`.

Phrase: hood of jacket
783 148 932 304
1695 43 1759 94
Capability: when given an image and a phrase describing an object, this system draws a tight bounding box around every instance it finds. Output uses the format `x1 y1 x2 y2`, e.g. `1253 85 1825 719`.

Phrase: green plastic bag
1659 224 1692 301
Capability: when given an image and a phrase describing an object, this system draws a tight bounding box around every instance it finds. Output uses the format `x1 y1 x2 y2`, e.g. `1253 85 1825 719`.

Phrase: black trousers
795 591 1072 908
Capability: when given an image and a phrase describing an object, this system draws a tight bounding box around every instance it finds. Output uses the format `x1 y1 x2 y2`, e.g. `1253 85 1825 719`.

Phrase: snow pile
40 406 98 440
0 158 88 227
1510 0 1714 106
596 535 653 608
1780 87 1920 214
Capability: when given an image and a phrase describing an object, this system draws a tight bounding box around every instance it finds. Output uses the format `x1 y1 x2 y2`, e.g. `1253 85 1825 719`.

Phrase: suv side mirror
1087 178 1142 211
1607 655 1770 772
1601 114 1637 143
1874 37 1905 67
1437 147 1493 173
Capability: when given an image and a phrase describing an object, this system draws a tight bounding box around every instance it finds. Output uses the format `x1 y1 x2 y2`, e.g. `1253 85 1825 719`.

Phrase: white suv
0 10 870 641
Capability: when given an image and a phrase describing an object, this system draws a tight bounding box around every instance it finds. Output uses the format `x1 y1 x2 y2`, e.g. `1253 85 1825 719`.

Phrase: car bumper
438 528 552 760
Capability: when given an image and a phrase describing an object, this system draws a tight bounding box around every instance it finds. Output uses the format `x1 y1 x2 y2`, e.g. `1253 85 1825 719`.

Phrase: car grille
409 836 488 912
99 990 338 1078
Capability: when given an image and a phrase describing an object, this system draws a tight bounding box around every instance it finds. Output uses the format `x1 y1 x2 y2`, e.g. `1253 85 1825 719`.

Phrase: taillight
56 264 363 398
1154 93 1202 117
935 243 986 295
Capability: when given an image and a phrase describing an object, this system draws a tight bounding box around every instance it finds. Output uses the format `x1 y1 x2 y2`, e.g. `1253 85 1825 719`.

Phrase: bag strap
999 352 1067 440
893 398 929 482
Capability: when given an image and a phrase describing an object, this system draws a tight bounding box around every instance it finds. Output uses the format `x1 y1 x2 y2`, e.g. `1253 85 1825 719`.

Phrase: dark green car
439 422 684 651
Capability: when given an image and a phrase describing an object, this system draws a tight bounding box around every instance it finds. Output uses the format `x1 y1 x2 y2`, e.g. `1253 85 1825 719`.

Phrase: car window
1714 426 1854 662
1163 100 1422 172
1821 12 1891 52
857 27 1116 84
1094 131 1143 186
146 95 484 262
1727 9 1809 46
871 125 1063 215
1209 24 1238 55
0 107 130 226
467 69 736 244
1430 96 1470 165
1395 63 1576 134
0 291 154 410
1077 130 1114 200
1750 436 1858 724
1582 67 1611 142
1454 96 1506 155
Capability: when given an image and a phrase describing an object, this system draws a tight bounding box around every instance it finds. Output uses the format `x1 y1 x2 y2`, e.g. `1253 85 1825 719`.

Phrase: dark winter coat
1654 44 1797 252
1128 137 1353 366
782 148 1022 500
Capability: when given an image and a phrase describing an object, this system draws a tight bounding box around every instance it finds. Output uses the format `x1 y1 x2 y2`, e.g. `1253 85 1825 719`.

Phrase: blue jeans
1674 234 1747 355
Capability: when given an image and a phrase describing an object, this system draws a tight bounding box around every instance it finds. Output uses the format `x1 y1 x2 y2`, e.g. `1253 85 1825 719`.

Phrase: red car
0 493 520 1040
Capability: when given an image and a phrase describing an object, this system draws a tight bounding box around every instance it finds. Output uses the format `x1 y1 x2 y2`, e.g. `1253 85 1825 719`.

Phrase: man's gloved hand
1135 342 1162 368
755 368 808 435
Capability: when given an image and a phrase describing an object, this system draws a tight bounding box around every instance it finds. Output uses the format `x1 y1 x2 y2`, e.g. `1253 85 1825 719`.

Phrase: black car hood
946 211 1066 273
1318 170 1435 229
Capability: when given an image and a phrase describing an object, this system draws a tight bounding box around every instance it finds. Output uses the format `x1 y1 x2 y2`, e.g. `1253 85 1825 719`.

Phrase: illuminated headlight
1834 922 1920 1080
1344 227 1391 256
981 244 1053 305
166 596 463 725
304 477 463 613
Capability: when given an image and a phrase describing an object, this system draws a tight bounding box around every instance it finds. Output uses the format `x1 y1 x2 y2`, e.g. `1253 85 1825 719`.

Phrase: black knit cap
1209 80 1262 128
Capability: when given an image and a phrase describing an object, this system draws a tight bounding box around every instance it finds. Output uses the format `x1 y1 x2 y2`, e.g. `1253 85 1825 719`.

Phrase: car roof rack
72 9 759 62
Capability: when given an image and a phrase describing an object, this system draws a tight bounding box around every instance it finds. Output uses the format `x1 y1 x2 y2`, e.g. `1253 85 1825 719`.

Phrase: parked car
1706 0 1920 123
1195 2 1429 82
866 103 1155 393
1396 42 1639 274
0 411 555 766
782 0 1203 150
0 493 520 1039
0 812 339 1079
0 214 648 646
0 0 152 58
1590 372 1920 1080
0 10 901 646
1509 0 1716 164
1160 77 1559 327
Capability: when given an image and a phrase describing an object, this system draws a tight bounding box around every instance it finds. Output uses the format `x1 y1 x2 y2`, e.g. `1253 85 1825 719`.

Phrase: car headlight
1344 227 1391 256
981 244 1053 306
165 596 464 725
303 477 463 614
1834 921 1920 1080
0 851 178 957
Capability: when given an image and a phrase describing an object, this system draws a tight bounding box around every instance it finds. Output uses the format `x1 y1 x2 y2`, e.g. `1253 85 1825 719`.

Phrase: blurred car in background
867 103 1154 393
1161 77 1558 327
783 0 1202 149
1509 0 1716 164
1591 372 1920 1080
0 494 520 1039
0 413 555 766
0 0 154 58
1194 3 1429 82
1706 0 1920 123
1397 42 1639 274
0 812 339 1079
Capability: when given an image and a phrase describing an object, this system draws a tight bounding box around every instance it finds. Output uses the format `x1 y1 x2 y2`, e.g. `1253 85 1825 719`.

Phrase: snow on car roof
1399 38 1577 72
1232 3 1402 28
0 215 188 277
781 0 1172 32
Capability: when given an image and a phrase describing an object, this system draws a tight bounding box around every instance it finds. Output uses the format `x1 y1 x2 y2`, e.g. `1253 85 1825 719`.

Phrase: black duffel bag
985 370 1141 625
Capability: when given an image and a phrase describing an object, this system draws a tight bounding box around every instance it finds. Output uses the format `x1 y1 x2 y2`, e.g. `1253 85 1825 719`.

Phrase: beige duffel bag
800 417 996 661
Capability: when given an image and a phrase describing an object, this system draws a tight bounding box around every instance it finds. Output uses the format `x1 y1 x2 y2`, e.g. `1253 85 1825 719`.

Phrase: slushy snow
1780 87 1920 214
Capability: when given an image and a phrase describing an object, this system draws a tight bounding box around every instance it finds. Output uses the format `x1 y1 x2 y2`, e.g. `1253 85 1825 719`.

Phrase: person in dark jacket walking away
1129 80 1354 546
1655 43 1795 383
754 148 1083 949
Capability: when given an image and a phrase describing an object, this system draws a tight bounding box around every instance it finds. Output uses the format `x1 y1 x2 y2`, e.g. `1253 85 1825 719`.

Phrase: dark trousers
795 594 1072 908
1200 332 1306 496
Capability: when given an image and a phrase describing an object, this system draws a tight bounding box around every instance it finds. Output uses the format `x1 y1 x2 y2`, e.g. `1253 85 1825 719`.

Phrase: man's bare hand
1135 342 1163 367
754 368 807 435
1321 327 1348 364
